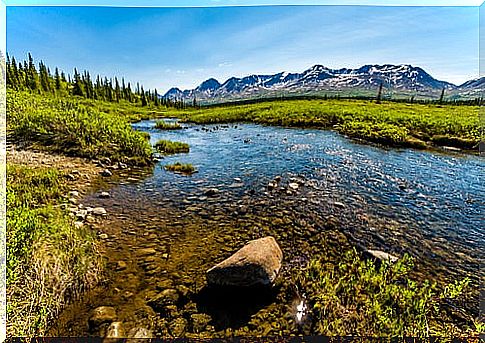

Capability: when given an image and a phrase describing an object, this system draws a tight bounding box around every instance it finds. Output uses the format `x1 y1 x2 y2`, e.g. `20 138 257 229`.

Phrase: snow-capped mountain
163 64 482 102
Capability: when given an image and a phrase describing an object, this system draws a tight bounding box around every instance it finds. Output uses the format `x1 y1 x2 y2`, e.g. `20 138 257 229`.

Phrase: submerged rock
105 321 124 338
92 207 107 216
147 289 180 311
204 188 220 197
190 313 212 333
206 236 283 287
366 249 398 263
127 327 153 340
88 306 117 331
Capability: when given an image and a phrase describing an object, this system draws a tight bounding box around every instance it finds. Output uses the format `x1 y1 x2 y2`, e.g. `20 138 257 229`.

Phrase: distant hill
163 64 483 103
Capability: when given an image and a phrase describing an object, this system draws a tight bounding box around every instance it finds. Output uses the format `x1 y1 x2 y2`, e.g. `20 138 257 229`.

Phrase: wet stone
99 192 111 199
190 313 212 333
148 289 180 311
127 327 153 339
93 207 107 216
169 317 188 337
115 261 127 271
88 306 117 331
137 248 157 257
101 169 113 177
105 321 124 338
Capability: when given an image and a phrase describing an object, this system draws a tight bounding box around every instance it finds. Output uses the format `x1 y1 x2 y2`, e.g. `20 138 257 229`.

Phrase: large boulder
206 236 283 287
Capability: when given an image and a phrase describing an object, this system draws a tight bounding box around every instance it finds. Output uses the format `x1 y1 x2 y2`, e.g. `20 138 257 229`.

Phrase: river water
52 119 484 336
133 119 483 272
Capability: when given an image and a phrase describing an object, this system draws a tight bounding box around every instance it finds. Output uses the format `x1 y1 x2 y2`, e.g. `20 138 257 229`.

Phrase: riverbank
163 99 481 153
6 147 108 337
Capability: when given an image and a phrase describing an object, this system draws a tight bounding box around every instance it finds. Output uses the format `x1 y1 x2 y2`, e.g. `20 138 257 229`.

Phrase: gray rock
68 197 78 205
206 236 283 287
88 306 117 330
288 182 299 190
68 190 80 197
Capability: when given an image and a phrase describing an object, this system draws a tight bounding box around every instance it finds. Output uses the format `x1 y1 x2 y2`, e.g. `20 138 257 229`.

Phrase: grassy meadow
164 99 480 151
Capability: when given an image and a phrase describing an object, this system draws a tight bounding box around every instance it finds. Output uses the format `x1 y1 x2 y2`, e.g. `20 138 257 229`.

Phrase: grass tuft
154 139 190 154
154 120 182 130
164 162 197 175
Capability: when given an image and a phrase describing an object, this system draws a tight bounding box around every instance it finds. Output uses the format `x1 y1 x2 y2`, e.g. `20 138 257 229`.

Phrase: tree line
5 53 186 108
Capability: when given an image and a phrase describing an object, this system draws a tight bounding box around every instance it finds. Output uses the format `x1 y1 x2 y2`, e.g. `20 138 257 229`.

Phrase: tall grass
7 164 103 337
7 90 153 165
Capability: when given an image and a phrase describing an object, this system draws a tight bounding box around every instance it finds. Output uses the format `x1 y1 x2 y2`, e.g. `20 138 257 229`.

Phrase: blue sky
6 5 480 93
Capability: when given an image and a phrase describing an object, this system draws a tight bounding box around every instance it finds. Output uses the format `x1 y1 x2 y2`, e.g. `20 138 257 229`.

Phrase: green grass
164 162 197 175
164 99 480 150
154 139 190 154
155 120 182 130
7 90 154 165
7 163 102 337
297 248 474 336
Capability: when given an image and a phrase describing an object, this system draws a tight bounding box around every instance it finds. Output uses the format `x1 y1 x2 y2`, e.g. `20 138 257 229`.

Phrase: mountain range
163 64 484 103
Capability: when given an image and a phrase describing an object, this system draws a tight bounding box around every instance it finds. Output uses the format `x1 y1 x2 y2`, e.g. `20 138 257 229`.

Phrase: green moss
155 140 190 154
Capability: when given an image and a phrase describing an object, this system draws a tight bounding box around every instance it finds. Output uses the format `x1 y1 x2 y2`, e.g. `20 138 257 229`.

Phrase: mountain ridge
163 64 484 102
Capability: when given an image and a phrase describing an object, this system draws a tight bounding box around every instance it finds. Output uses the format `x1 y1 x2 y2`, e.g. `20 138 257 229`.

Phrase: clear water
125 120 485 280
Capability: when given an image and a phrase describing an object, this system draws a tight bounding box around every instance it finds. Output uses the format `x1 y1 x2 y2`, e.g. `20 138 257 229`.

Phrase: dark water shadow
193 284 281 331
